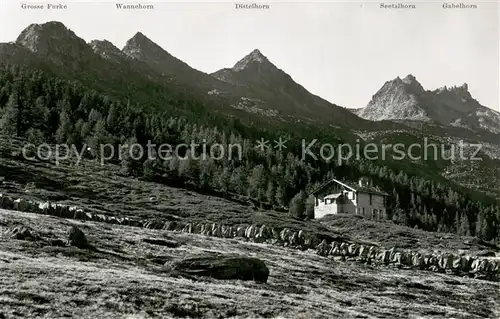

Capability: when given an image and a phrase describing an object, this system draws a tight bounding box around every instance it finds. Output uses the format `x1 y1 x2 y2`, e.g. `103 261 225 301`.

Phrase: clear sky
1 1 498 111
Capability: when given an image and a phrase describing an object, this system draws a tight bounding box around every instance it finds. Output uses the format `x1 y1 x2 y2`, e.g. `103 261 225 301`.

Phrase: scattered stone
165 253 269 283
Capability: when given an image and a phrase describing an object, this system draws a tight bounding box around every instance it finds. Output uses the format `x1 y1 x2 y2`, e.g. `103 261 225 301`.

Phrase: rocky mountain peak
356 75 429 121
16 21 94 67
233 49 270 71
15 21 91 61
122 32 166 62
123 32 156 50
89 39 126 61
127 32 150 45
121 31 223 87
355 74 499 133
377 74 424 96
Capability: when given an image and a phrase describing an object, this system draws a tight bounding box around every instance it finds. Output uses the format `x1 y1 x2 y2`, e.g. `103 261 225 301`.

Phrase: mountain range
0 20 498 138
0 21 499 213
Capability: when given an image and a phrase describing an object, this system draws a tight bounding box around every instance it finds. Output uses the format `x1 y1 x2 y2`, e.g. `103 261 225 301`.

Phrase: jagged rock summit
233 49 270 71
211 48 278 85
357 74 429 122
16 21 89 57
356 74 500 134
122 32 162 59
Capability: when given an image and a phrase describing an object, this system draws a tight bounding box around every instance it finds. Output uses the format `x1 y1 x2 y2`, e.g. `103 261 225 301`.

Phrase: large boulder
68 226 89 249
165 253 269 283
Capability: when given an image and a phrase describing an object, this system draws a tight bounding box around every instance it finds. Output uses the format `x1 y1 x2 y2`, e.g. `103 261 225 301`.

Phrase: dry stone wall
1 194 499 282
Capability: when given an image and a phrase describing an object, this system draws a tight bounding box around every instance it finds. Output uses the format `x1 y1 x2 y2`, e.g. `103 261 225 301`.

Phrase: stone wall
1 193 499 282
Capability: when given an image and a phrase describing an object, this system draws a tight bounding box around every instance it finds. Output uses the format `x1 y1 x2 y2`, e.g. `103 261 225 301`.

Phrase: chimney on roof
359 177 371 187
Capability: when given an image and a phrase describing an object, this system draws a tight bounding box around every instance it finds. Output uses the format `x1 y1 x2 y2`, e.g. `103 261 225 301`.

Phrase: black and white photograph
0 0 499 318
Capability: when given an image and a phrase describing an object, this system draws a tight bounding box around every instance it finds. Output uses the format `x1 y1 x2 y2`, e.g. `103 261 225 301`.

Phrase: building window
369 193 372 205
362 207 365 215
373 209 378 219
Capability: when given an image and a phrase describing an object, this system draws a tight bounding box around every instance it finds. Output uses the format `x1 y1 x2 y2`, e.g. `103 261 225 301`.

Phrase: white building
311 177 389 220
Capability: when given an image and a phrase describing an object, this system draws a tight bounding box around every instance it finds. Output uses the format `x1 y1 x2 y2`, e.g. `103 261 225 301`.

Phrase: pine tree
106 103 118 130
143 158 157 181
120 136 142 176
217 166 231 194
275 184 286 208
55 109 73 144
265 181 275 205
1 93 20 136
458 214 470 236
289 190 306 219
305 195 315 219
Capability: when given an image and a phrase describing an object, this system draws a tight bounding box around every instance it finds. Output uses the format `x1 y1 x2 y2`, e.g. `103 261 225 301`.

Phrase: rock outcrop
165 253 269 283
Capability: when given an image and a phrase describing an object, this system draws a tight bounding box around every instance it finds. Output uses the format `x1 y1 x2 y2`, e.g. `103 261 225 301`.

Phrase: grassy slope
0 209 499 319
320 214 498 254
0 136 498 255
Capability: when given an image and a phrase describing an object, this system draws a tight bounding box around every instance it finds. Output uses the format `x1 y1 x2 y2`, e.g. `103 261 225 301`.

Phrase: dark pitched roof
310 178 389 197
342 181 389 196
